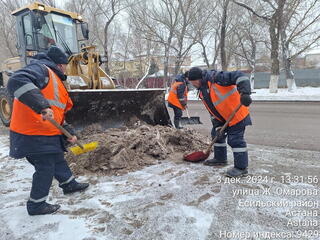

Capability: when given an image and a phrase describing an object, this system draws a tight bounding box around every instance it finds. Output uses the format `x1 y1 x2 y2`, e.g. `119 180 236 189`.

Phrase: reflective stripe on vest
14 83 38 99
46 69 67 109
10 67 73 136
200 81 249 126
211 84 237 106
167 81 188 110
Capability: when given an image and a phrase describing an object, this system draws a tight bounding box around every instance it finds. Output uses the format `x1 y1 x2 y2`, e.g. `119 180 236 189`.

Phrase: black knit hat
47 46 69 64
188 67 203 81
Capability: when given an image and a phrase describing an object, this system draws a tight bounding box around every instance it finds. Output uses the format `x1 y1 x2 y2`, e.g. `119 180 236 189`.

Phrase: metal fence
118 69 320 89
250 69 320 88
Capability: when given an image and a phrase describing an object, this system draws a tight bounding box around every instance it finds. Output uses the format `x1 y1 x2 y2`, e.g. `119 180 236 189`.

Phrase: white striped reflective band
45 66 66 109
232 147 247 153
29 195 48 203
178 98 185 101
236 76 249 84
214 143 227 147
50 72 60 101
14 83 38 99
212 84 223 99
211 85 237 106
47 99 66 109
59 176 75 186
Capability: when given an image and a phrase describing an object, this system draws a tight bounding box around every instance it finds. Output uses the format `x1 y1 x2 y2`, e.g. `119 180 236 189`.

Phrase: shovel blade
180 117 202 125
70 141 99 155
183 151 209 162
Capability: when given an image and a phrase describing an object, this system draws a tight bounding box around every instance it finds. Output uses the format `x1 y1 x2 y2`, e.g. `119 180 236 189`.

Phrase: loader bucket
66 88 171 129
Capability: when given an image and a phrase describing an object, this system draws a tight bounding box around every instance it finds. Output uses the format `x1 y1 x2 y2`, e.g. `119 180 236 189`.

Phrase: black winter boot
226 167 248 178
62 180 89 194
203 158 227 166
27 202 60 216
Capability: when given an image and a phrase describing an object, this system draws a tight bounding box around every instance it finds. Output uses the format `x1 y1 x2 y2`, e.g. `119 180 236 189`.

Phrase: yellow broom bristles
70 141 99 155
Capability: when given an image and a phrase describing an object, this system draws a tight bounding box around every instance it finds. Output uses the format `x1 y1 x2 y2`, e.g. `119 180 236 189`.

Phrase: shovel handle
185 107 191 119
47 119 84 149
205 103 242 154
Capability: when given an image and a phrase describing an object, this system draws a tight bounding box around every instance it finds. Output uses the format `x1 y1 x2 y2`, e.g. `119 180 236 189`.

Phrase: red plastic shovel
183 103 242 162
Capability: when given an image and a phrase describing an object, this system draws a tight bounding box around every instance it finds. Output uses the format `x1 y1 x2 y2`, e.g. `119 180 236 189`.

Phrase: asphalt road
175 101 320 152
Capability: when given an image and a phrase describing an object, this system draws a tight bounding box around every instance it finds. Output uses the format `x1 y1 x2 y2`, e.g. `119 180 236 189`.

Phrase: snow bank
166 87 320 101
251 87 320 101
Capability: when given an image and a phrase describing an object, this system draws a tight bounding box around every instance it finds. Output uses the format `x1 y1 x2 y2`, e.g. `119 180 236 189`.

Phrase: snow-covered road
1 134 319 240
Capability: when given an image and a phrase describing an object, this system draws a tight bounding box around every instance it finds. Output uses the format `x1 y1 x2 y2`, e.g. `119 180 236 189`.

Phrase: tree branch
232 0 270 21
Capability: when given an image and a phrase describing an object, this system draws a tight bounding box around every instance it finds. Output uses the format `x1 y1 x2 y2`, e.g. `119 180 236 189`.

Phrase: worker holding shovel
187 67 252 177
168 72 189 129
8 46 89 215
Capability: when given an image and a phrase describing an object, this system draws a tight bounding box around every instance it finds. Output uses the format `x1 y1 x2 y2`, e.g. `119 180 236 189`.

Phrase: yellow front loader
0 2 170 129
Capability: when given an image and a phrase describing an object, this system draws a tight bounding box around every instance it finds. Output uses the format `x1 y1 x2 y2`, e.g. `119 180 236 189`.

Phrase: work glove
41 108 54 120
61 123 77 147
212 126 227 141
62 123 77 136
240 94 252 107
211 118 226 141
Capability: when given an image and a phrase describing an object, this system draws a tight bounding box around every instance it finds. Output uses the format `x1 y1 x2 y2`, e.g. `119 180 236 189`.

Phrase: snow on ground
0 135 319 240
182 87 320 101
251 87 320 101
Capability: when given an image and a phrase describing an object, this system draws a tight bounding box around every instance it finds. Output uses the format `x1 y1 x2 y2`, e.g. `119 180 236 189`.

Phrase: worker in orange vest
188 67 252 177
167 72 189 129
7 46 89 215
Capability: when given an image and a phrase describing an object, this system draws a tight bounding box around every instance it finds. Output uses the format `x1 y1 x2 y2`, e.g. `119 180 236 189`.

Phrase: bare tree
167 0 206 75
131 0 214 86
64 0 88 15
88 0 130 74
191 0 218 68
220 0 230 70
230 10 268 89
86 2 105 47
38 0 57 7
130 0 180 85
233 0 286 93
197 0 243 70
0 0 25 62
281 0 320 91
198 28 220 68
118 20 161 79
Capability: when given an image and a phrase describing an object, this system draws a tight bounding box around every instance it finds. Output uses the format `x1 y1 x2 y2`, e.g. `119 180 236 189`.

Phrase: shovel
183 103 242 162
180 107 202 125
48 119 98 155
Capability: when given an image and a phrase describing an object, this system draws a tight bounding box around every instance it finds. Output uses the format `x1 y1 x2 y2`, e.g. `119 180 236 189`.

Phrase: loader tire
0 88 13 127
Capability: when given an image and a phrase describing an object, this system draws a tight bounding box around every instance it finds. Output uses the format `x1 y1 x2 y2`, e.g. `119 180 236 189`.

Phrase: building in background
109 54 191 88
110 54 191 78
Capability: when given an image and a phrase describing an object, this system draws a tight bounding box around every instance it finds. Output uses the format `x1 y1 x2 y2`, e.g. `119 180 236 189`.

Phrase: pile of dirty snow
66 124 210 176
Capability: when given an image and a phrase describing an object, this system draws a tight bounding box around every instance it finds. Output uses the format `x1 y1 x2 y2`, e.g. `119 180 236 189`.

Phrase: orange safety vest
200 81 249 126
10 67 73 136
167 81 188 110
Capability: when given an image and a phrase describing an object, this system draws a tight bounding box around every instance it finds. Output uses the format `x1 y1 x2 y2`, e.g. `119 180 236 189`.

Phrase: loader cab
12 2 89 66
